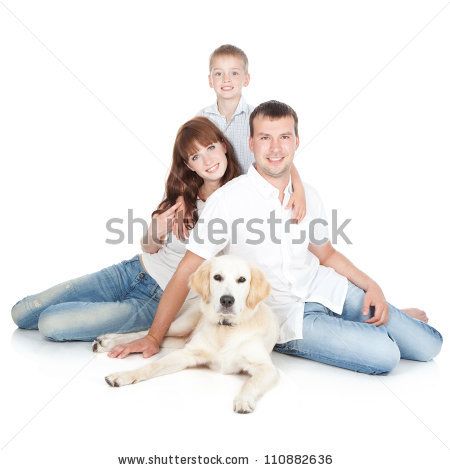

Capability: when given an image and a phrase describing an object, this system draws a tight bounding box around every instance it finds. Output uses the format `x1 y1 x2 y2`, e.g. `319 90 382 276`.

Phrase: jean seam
150 283 163 301
122 274 145 298
278 346 383 374
121 255 140 265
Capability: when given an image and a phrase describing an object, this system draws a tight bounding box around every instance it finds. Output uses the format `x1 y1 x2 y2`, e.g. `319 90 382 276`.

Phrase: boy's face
249 115 299 179
209 55 250 101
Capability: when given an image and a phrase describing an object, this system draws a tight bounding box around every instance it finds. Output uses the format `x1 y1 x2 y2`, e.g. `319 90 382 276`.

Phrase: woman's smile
206 163 220 173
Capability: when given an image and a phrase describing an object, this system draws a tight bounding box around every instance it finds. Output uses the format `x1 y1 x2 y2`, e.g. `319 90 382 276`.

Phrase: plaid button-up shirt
198 97 254 173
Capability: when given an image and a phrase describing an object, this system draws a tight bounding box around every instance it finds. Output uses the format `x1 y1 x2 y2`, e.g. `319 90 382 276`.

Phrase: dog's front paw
92 333 121 353
105 372 140 387
233 394 256 414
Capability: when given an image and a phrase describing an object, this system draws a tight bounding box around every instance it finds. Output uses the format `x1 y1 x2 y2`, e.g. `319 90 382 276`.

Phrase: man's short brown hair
249 100 299 137
209 44 249 72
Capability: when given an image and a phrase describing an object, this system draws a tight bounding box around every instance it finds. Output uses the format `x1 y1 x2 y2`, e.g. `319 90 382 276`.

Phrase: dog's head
189 255 271 326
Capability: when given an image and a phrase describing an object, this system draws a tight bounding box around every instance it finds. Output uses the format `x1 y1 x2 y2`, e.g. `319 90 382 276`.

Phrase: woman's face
186 141 228 182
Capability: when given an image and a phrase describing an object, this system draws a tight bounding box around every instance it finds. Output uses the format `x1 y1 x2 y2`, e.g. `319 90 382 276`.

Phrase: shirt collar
203 96 249 118
247 164 293 200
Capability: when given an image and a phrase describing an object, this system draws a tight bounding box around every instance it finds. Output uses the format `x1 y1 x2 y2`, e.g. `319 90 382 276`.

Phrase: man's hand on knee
362 282 389 326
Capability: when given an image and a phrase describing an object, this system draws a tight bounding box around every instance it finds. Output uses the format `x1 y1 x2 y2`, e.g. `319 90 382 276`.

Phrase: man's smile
266 156 286 164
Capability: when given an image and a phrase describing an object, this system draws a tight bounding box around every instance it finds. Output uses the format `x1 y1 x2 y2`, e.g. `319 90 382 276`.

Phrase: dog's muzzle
218 317 234 326
220 295 235 309
218 295 236 325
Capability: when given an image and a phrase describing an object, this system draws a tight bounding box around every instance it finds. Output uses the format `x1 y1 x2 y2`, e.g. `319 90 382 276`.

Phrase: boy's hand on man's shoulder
286 193 307 223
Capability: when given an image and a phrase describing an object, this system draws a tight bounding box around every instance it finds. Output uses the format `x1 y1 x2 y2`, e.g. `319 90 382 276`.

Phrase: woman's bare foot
402 308 429 323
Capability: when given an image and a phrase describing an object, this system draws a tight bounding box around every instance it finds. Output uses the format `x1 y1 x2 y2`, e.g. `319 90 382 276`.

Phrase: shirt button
139 273 145 279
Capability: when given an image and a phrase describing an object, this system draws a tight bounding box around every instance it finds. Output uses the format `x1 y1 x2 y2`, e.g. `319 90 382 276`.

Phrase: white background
1 1 449 469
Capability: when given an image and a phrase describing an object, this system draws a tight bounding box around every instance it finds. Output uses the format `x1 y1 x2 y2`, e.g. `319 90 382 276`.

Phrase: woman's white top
141 199 205 300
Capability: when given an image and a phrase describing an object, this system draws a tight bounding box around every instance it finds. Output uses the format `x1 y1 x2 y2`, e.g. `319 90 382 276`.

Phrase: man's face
209 55 250 101
249 115 299 178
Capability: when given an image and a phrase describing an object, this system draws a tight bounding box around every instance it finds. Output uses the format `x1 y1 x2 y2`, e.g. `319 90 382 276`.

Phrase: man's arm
308 241 389 326
148 250 204 344
108 250 205 358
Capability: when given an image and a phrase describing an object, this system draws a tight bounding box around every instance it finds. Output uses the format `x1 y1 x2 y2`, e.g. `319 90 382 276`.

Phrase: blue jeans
274 281 443 375
11 255 163 342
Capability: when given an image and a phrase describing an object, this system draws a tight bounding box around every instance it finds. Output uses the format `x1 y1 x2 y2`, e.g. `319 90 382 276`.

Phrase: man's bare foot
402 308 429 323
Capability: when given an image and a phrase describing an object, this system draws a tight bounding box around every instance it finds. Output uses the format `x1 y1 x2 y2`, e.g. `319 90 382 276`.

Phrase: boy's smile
209 55 250 101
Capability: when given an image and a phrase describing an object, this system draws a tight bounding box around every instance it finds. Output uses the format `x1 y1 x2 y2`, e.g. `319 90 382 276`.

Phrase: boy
198 45 254 174
185 45 305 229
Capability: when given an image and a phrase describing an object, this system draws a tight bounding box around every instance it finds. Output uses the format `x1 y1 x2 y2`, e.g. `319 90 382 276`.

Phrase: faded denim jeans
274 281 443 375
11 255 163 341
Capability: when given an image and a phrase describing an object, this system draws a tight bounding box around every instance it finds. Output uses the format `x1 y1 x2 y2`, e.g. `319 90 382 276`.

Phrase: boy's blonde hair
209 44 249 73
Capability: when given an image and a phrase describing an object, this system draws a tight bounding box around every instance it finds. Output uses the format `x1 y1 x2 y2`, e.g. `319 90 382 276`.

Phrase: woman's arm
140 200 183 254
141 223 164 254
107 250 205 358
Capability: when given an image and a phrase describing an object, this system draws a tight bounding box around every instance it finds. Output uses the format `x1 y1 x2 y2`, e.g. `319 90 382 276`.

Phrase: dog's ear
246 266 271 310
189 260 211 302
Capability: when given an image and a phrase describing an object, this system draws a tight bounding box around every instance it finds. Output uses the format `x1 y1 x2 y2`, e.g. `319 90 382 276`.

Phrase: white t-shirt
141 199 205 300
187 165 348 343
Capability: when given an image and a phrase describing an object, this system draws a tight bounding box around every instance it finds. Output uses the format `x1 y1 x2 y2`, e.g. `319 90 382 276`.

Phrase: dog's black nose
220 295 235 308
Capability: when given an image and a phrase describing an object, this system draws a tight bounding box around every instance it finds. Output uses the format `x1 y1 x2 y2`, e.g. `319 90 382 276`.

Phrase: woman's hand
153 200 183 241
171 195 192 240
107 335 160 359
142 201 184 253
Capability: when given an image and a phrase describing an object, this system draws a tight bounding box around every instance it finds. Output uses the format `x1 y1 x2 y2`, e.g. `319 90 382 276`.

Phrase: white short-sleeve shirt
187 165 348 343
141 200 205 300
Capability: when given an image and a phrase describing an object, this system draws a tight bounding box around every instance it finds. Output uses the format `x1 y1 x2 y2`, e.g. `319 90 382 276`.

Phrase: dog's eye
237 276 246 283
213 274 223 282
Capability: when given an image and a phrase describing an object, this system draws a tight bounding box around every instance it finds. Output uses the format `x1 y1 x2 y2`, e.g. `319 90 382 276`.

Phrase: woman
11 117 241 342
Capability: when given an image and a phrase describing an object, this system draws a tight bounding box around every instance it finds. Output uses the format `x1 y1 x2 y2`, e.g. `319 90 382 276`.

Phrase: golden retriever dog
94 255 280 413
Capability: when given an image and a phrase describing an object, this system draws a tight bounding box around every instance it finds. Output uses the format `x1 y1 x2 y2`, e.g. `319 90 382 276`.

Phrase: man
110 101 442 374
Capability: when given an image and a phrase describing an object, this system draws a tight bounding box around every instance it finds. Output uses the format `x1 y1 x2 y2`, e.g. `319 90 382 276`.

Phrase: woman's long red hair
153 117 242 229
